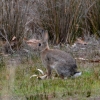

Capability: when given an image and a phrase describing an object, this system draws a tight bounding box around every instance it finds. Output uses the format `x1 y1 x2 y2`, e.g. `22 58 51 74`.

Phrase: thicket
37 0 100 44
0 0 100 51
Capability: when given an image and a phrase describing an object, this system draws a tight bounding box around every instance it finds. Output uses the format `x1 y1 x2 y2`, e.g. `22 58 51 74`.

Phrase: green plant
1 54 100 99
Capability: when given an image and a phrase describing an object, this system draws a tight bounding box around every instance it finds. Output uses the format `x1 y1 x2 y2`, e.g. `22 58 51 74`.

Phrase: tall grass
0 0 30 51
86 0 100 37
36 0 100 44
0 0 100 47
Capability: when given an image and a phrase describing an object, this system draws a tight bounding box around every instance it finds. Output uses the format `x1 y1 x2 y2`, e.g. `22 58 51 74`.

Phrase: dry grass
36 0 100 44
0 0 33 52
0 0 100 50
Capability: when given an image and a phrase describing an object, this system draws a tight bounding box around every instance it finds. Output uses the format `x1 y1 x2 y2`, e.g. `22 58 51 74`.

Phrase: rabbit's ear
42 30 48 42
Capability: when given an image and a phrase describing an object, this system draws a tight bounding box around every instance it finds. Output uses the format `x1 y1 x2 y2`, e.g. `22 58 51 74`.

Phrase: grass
0 55 100 100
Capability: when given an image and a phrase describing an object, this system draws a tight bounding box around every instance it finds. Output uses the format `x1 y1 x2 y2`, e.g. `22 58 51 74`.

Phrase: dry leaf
12 36 16 41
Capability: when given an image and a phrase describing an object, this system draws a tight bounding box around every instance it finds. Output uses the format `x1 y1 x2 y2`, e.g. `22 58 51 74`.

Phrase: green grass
0 55 100 100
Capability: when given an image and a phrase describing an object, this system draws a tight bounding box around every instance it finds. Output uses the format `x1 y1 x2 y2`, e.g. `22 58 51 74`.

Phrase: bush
0 0 100 49
0 0 30 52
36 0 100 44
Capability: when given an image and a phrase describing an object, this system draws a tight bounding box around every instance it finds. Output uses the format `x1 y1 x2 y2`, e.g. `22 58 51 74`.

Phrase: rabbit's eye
38 43 41 46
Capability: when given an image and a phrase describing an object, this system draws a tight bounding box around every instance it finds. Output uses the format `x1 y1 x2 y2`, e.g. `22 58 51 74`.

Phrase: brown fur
27 30 81 79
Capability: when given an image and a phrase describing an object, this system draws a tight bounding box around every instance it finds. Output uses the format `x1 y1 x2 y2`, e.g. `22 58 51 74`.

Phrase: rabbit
26 30 81 79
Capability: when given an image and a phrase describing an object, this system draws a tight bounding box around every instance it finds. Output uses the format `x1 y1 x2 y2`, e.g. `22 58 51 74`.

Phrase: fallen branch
75 57 100 63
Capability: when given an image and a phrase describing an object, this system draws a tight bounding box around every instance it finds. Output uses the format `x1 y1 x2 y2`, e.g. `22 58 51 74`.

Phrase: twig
0 28 14 53
75 57 100 63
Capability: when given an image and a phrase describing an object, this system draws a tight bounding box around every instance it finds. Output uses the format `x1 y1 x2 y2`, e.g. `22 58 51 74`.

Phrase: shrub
36 0 100 44
0 0 30 52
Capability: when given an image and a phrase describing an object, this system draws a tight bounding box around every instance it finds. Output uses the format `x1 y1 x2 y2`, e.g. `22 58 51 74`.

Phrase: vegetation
0 0 100 100
0 55 100 100
0 0 29 51
37 0 100 44
0 0 100 50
